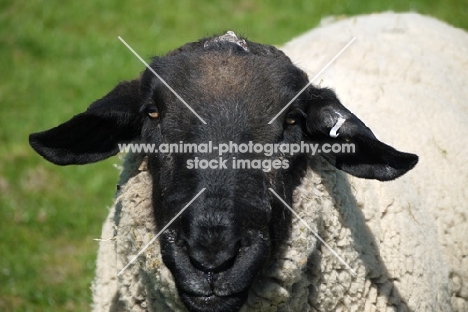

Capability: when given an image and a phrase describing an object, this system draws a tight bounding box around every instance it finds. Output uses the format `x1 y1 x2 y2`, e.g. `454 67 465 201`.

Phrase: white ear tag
330 117 346 138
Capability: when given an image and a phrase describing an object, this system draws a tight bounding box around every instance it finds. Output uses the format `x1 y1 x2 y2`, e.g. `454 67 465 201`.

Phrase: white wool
282 11 468 311
91 13 468 311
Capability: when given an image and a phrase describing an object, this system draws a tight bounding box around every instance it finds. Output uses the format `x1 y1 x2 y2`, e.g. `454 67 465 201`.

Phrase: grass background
1 0 467 310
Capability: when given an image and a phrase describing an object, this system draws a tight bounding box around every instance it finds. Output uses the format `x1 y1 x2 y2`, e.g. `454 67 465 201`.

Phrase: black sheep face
142 39 312 311
29 32 418 312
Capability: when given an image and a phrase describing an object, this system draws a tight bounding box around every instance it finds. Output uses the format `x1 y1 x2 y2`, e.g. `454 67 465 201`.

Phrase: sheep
28 12 468 312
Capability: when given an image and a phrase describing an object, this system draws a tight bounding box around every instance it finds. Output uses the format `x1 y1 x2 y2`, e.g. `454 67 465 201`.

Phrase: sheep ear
304 88 418 181
29 79 144 165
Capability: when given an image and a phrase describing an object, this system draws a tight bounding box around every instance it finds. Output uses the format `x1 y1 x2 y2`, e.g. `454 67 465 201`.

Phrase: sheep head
29 32 418 312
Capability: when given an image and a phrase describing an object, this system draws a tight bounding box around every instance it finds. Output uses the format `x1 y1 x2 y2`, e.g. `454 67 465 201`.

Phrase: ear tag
330 117 346 138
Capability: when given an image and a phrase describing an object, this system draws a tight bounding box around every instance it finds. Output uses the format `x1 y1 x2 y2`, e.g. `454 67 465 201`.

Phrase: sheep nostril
175 239 189 252
189 256 206 272
188 247 239 274
214 253 237 273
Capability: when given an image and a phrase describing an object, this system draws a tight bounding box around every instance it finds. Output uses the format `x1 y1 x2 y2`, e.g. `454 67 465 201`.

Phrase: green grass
0 0 466 310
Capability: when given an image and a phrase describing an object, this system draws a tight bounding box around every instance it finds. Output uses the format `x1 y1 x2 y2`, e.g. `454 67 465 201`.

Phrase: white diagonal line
268 188 357 276
268 37 356 124
117 188 206 276
118 36 207 125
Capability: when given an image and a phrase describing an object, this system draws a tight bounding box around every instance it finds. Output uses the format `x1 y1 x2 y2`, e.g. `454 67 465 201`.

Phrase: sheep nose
189 252 237 273
187 240 240 273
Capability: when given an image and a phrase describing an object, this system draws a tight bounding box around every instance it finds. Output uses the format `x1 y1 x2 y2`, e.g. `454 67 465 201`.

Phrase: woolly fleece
91 13 468 311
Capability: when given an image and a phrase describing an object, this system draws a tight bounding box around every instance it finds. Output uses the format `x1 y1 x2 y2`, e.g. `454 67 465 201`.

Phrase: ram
29 12 467 312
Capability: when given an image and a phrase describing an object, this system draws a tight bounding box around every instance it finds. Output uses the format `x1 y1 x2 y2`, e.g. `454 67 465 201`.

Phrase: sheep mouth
180 291 248 312
174 267 252 311
161 230 270 311
166 246 264 311
169 253 258 310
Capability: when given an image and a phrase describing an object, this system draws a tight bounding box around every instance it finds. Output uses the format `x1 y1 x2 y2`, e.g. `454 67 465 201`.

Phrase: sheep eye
285 109 305 125
285 117 296 125
145 105 159 119
285 112 297 125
